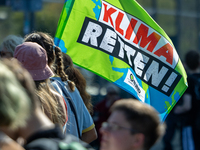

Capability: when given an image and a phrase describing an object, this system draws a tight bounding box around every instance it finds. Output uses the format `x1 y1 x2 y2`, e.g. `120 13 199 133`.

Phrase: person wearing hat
14 42 67 130
24 32 97 144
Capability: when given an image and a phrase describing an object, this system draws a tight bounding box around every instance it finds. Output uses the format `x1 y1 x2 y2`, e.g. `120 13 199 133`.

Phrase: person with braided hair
24 32 75 91
24 32 97 144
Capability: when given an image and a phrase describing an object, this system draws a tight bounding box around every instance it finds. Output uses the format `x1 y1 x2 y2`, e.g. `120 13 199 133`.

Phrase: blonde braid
54 46 75 91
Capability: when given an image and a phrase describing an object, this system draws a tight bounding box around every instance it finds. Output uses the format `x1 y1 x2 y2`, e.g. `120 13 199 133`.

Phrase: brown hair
62 52 93 114
35 80 65 125
110 99 165 150
24 32 75 91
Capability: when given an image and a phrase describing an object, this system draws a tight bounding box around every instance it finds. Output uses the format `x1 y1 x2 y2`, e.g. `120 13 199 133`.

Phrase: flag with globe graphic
54 0 188 121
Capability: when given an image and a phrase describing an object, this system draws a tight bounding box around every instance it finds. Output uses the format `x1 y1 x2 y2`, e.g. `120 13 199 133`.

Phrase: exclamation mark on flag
162 72 178 93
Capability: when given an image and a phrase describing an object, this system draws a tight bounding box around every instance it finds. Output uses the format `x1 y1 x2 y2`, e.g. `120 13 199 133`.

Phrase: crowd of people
0 33 168 150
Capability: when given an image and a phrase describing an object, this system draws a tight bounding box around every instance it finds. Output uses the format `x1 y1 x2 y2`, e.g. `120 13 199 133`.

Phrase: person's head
62 52 73 68
14 42 54 81
185 50 200 71
0 35 23 58
100 99 165 150
0 59 31 130
24 32 75 91
1 58 39 112
24 32 54 66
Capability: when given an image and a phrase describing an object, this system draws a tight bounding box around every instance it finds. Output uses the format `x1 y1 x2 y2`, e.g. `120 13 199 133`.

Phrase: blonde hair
0 60 31 130
35 80 65 125
1 35 23 54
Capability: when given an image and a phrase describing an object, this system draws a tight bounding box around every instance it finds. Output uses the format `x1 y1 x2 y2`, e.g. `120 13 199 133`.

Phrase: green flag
54 0 188 121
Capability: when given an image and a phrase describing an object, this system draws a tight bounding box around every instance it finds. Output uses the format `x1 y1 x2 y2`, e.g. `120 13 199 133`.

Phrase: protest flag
54 0 188 121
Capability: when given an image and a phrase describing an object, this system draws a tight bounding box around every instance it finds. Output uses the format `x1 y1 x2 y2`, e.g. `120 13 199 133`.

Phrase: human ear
132 133 145 148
